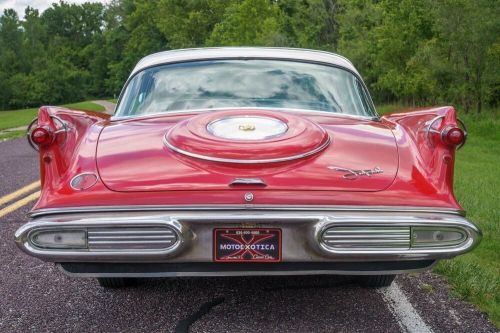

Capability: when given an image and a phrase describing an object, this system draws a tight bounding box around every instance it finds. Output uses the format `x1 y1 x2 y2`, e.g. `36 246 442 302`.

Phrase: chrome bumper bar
15 207 481 267
57 260 437 277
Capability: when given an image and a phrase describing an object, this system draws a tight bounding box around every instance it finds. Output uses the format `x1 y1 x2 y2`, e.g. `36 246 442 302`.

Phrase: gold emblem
238 124 256 131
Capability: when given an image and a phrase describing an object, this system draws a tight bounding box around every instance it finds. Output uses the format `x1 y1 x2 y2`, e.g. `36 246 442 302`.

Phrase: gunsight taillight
442 126 465 147
427 115 467 150
30 127 54 146
27 114 68 151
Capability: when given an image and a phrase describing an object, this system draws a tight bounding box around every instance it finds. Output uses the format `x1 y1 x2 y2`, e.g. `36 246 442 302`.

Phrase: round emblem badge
244 192 254 202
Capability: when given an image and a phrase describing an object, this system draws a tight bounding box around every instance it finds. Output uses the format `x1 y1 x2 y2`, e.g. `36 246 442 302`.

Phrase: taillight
441 126 465 147
30 127 54 146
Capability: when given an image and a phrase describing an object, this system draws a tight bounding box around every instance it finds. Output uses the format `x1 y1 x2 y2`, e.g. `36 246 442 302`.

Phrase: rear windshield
115 59 377 118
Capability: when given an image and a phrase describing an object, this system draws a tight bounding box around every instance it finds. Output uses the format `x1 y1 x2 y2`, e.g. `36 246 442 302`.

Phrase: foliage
0 101 104 131
337 0 499 111
207 0 286 46
0 0 498 112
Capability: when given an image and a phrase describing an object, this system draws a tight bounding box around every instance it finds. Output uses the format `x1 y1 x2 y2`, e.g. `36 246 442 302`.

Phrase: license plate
213 228 281 262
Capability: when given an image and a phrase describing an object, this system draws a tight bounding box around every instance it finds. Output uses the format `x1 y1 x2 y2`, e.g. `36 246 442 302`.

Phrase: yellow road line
0 191 41 219
0 181 40 206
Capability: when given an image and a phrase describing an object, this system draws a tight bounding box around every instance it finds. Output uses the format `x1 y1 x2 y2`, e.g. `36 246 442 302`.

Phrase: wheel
359 274 396 288
97 277 137 288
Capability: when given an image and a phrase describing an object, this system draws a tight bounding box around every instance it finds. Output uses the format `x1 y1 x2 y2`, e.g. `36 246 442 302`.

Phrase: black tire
359 274 396 288
97 277 137 288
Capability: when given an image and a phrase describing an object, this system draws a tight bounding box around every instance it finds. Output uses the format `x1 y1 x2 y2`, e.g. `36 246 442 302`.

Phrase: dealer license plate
213 228 281 262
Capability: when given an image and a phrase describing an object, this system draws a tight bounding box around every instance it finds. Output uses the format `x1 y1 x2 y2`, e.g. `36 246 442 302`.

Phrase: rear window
115 59 377 118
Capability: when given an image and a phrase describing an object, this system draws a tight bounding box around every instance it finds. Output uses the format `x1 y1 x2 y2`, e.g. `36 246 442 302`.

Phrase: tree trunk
463 55 471 114
476 64 483 113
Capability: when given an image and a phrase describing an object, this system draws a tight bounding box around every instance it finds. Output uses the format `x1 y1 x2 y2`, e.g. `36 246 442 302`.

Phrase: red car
16 48 481 288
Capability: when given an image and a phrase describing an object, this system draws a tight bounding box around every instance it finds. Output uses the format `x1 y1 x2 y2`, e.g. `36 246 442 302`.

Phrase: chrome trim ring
206 116 288 140
425 115 444 148
456 118 468 150
26 117 40 151
26 115 69 151
163 134 331 164
69 172 99 191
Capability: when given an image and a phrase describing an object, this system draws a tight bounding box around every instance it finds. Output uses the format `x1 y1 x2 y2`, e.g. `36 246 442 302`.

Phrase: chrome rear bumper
15 206 481 276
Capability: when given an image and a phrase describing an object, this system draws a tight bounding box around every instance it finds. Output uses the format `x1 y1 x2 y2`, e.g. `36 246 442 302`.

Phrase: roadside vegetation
0 0 498 114
0 101 106 140
63 101 105 113
379 104 500 326
0 107 37 131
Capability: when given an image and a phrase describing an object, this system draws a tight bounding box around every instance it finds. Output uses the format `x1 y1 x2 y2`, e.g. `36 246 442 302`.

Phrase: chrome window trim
163 131 331 164
28 205 466 218
131 47 359 77
111 107 378 122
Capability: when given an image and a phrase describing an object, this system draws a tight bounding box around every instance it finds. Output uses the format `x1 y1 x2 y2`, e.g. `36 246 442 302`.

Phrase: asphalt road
0 137 497 333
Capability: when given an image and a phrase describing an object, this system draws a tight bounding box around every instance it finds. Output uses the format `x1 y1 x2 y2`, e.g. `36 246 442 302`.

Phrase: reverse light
411 227 466 248
30 230 87 249
30 127 54 146
441 126 465 147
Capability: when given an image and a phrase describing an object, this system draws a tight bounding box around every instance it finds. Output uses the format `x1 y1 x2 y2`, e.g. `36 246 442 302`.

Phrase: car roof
131 47 359 77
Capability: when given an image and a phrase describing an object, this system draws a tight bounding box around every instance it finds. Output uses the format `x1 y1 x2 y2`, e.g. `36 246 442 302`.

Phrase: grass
0 107 38 131
62 101 105 112
0 130 25 141
0 100 105 134
378 103 500 326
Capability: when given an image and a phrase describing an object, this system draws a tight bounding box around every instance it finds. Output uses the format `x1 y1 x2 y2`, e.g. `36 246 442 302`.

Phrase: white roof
131 47 359 77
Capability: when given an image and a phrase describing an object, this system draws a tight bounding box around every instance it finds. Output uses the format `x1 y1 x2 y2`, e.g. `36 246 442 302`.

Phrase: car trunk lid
96 110 398 192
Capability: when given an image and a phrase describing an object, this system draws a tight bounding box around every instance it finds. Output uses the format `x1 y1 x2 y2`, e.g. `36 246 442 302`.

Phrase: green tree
208 0 286 46
337 0 382 98
0 9 23 108
156 0 227 48
282 0 339 51
106 0 166 95
431 0 500 113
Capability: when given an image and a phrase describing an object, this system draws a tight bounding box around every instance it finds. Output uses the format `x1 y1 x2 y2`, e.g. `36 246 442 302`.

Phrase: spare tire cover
164 109 330 163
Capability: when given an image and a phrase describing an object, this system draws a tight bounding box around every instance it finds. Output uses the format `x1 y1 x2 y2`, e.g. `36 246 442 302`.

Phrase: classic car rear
15 48 481 288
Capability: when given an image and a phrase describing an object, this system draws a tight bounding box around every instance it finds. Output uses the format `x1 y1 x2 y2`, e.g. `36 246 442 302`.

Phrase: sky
0 0 110 18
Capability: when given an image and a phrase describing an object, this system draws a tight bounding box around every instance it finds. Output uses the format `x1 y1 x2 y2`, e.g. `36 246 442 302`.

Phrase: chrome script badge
328 166 383 180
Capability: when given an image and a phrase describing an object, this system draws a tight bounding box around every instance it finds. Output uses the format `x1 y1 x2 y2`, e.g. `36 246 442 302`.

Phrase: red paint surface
96 110 397 192
31 105 463 212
